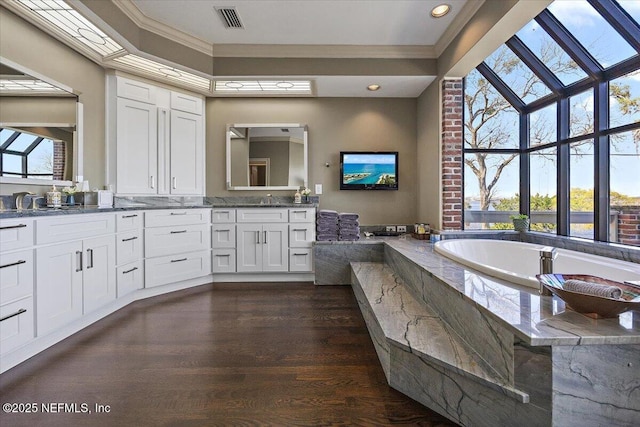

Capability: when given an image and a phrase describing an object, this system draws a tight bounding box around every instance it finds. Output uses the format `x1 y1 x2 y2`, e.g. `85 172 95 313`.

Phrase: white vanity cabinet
115 212 144 298
236 208 289 272
212 209 236 273
288 208 316 272
35 214 116 336
107 75 205 196
0 218 35 356
144 209 211 288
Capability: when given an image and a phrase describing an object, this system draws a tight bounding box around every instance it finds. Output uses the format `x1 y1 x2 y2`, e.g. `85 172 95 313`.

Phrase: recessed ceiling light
431 4 451 18
367 84 381 91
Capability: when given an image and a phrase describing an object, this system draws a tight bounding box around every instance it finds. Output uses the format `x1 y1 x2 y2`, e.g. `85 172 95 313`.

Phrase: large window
463 0 640 247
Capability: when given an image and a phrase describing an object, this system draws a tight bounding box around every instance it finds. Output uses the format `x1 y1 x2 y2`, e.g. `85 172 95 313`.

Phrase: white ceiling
131 0 469 46
123 0 474 97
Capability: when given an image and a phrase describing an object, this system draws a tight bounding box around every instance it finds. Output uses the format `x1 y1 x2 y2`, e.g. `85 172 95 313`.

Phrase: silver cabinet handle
150 175 155 189
0 260 26 269
256 231 260 244
76 250 83 272
170 212 187 216
170 230 187 234
121 214 138 218
171 258 187 263
122 236 138 242
263 230 267 244
0 223 27 230
172 177 177 189
0 308 27 322
293 253 307 256
123 267 138 274
87 248 94 269
292 228 306 231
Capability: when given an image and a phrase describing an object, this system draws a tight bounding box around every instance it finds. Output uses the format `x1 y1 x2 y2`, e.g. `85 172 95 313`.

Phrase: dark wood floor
1 283 458 426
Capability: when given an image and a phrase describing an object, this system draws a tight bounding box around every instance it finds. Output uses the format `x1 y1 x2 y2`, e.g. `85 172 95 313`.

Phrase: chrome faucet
13 191 35 211
539 246 557 296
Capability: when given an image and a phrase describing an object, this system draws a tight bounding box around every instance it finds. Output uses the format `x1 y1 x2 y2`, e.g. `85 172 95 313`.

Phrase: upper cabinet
107 76 205 196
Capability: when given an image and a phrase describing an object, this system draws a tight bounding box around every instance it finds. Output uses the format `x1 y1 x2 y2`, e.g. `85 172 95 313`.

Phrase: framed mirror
226 123 308 191
0 57 82 186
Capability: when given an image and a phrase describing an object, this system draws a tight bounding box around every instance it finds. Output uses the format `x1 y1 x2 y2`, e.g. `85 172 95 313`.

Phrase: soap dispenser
46 185 61 208
294 188 302 204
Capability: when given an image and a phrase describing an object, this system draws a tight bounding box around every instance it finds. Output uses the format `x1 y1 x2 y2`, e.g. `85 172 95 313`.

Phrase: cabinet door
0 219 34 251
83 235 116 314
116 230 143 265
170 110 203 195
212 224 236 248
144 224 211 258
236 224 262 272
36 241 83 336
116 98 158 194
289 224 315 248
262 224 289 272
0 297 34 355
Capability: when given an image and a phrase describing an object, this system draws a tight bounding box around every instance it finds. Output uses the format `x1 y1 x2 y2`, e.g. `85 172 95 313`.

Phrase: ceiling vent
215 7 244 29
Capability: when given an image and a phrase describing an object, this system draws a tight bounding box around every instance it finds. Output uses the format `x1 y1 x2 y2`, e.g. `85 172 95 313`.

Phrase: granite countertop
381 237 640 346
0 202 319 219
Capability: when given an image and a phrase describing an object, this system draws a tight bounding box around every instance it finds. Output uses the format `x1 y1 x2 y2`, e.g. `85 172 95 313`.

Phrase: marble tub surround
349 239 639 426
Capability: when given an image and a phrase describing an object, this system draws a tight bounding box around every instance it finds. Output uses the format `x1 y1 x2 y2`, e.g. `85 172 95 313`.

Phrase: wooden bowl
536 274 640 318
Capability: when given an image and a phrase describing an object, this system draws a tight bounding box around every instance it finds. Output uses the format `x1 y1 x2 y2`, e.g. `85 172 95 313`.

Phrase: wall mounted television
340 151 398 190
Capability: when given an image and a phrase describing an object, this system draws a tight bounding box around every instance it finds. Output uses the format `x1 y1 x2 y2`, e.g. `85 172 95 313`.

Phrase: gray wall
207 97 418 225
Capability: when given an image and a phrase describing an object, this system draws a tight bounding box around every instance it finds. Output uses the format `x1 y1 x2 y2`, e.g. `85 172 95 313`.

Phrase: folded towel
339 228 360 235
563 279 623 299
339 222 360 230
339 234 360 241
317 234 338 241
317 225 339 233
339 213 359 221
317 217 339 224
318 209 339 218
339 219 360 227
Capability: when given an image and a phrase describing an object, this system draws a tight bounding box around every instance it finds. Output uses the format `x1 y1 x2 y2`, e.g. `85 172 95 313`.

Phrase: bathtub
434 239 640 290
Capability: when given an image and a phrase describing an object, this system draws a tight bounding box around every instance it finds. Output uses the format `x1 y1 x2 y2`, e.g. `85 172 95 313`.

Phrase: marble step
351 261 530 403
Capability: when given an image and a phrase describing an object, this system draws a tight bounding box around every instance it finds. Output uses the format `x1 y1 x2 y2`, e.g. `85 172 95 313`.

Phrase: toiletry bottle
46 185 61 208
294 188 302 204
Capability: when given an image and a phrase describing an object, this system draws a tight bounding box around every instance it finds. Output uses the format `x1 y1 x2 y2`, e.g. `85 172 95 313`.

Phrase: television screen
340 151 398 190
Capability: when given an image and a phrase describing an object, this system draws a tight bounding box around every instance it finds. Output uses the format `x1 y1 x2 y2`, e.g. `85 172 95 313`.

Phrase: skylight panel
548 0 637 68
0 78 66 93
516 21 588 87
618 0 640 23
111 55 211 91
214 80 312 94
16 0 123 57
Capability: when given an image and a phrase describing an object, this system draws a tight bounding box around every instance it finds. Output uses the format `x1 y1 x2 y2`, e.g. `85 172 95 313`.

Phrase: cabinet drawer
212 224 236 248
0 218 34 251
144 224 211 258
116 211 143 232
117 261 144 298
289 224 315 247
145 250 211 288
289 208 316 223
237 208 288 223
0 250 34 304
212 249 236 273
0 297 34 355
36 214 115 245
117 230 143 265
171 91 203 115
212 209 236 223
145 209 210 227
116 76 157 104
289 249 313 272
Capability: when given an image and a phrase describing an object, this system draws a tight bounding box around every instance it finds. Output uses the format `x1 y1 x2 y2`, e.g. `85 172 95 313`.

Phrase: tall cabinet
107 76 205 196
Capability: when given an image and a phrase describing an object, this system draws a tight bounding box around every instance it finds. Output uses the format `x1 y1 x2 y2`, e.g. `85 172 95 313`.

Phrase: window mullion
588 0 640 54
594 81 610 242
558 98 570 236
520 114 530 217
476 63 526 113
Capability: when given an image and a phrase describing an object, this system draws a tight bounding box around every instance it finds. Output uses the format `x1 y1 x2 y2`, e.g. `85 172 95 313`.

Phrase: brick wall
53 140 65 181
441 79 463 230
617 206 640 246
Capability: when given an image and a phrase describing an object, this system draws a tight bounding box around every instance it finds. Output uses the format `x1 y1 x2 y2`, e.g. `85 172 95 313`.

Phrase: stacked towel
317 210 339 241
338 212 360 241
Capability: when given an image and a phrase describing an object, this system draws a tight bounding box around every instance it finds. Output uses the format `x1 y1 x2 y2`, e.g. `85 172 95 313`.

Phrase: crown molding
211 44 436 59
113 0 213 56
435 0 486 56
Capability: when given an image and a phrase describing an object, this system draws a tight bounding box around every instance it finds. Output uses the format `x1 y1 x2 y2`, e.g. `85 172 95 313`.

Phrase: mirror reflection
0 61 77 185
227 124 307 190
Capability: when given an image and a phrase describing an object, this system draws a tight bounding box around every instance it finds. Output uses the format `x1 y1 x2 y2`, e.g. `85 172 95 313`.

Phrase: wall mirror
226 123 308 191
0 57 82 186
